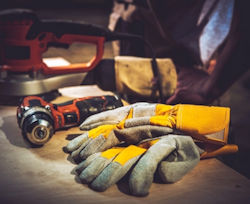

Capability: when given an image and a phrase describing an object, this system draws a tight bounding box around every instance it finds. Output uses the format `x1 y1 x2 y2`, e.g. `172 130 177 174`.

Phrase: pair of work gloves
65 103 238 196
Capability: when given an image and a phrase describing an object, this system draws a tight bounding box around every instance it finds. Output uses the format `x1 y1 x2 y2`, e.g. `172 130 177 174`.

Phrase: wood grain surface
0 86 250 204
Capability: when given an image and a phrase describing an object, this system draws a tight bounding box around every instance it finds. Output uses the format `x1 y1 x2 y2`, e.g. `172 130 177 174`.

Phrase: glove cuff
176 105 230 145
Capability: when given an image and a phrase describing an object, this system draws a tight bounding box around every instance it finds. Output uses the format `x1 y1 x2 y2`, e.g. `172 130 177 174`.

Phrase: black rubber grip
75 95 123 123
26 20 113 40
0 9 38 22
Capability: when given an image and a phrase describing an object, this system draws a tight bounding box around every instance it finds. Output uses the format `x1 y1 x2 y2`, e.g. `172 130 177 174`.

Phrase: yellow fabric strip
155 104 173 115
101 147 124 159
150 115 176 128
88 107 134 139
150 104 177 127
88 124 117 139
113 145 146 166
117 108 134 129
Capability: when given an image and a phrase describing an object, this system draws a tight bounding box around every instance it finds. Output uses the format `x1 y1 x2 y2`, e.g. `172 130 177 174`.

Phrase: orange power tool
17 95 123 146
0 8 139 74
0 9 143 96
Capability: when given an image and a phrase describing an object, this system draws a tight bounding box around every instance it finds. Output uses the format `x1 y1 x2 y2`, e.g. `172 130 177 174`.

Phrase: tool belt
114 56 177 102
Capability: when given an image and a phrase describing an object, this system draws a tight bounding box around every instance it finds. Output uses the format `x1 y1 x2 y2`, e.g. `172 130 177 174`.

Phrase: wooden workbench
0 86 250 204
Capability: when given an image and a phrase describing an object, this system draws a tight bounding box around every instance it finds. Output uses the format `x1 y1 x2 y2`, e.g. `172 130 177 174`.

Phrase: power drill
17 95 123 146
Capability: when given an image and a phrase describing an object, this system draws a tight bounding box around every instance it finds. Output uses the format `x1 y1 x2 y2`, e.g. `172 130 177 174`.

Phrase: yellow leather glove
65 103 238 162
65 103 173 161
80 103 230 142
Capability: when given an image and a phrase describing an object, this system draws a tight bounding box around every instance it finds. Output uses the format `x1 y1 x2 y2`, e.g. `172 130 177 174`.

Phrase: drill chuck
18 106 54 145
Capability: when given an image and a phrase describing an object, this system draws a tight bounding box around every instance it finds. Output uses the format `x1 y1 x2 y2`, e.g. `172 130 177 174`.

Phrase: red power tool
17 95 123 146
0 8 143 96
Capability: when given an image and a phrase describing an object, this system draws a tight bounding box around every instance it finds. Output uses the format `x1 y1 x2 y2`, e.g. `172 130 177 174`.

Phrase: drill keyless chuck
19 106 54 146
25 118 53 145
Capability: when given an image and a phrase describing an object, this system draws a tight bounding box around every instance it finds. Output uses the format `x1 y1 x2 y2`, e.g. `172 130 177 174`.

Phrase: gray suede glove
65 103 174 162
74 135 200 196
79 102 152 130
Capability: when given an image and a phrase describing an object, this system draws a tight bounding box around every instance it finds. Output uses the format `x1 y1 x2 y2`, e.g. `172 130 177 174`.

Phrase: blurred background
1 0 113 9
1 0 250 180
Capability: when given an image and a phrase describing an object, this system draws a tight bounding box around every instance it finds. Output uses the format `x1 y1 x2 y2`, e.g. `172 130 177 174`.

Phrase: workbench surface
0 86 250 204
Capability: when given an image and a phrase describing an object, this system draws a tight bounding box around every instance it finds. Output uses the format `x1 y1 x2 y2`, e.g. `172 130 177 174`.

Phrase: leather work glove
74 135 200 196
65 103 238 161
65 103 174 161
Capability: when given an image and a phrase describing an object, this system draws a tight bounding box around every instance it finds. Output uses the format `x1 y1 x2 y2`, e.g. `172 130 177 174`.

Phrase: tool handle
27 20 110 74
43 34 105 75
27 20 113 39
54 95 123 129
76 95 123 122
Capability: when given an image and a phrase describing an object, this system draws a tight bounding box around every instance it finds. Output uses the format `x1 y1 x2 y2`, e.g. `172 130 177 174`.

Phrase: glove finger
90 145 146 192
80 102 150 130
129 136 176 196
158 135 200 183
78 147 123 184
113 125 173 144
124 117 151 127
71 138 92 162
69 124 116 156
79 131 120 160
65 133 89 152
75 152 100 174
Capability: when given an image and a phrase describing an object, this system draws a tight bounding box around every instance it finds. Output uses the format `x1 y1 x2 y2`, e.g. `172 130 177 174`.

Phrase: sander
0 8 156 97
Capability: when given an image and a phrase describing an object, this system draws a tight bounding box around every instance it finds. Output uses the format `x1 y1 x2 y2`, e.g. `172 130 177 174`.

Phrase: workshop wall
1 0 113 9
